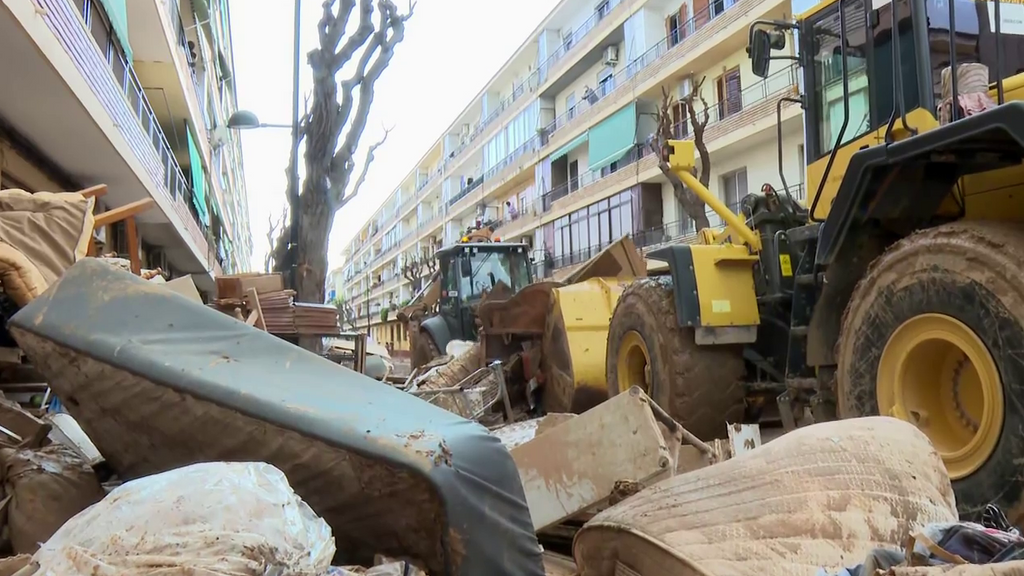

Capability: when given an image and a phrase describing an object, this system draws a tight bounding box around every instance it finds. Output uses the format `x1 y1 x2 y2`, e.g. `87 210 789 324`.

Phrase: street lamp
226 110 292 130
228 0 303 292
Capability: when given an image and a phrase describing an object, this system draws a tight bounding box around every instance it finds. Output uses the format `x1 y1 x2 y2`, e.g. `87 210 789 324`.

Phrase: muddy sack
1 444 104 554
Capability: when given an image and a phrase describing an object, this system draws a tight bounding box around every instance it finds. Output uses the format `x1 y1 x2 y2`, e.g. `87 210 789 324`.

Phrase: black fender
420 315 453 356
645 245 701 327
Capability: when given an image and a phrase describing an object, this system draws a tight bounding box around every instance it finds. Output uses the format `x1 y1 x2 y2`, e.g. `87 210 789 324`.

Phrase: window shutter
726 69 743 115
694 0 710 30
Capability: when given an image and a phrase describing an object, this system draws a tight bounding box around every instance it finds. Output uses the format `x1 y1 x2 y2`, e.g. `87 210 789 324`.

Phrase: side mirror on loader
749 28 773 78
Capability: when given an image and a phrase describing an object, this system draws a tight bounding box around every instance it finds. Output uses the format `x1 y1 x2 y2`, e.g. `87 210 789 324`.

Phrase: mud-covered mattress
8 258 544 576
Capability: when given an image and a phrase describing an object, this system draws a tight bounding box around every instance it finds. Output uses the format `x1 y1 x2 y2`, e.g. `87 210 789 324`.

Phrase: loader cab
749 0 1024 230
435 242 533 342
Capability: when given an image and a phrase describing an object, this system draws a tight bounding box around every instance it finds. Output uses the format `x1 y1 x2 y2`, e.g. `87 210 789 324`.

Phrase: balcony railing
538 65 797 213
545 0 738 139
447 134 543 209
104 42 210 255
671 65 799 136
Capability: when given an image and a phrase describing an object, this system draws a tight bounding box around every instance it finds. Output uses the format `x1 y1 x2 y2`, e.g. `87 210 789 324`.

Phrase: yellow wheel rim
617 330 651 394
877 313 1004 480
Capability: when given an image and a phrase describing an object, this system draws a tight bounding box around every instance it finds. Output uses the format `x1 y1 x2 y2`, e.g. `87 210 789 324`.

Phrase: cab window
810 0 871 158
457 249 531 301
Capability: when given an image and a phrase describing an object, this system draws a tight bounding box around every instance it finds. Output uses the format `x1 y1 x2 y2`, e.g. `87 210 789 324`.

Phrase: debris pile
821 519 1024 575
0 194 1023 574
211 272 341 337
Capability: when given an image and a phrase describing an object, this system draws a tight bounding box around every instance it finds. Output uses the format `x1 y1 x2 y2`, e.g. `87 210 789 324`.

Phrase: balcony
544 0 773 150
1 0 217 286
447 134 543 217
541 65 797 214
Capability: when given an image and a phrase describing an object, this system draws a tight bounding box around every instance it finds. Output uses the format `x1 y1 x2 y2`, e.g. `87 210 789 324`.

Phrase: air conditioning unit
677 75 694 100
603 45 619 66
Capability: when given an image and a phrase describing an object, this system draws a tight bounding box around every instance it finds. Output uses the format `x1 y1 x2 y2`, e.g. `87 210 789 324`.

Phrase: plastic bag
32 461 335 576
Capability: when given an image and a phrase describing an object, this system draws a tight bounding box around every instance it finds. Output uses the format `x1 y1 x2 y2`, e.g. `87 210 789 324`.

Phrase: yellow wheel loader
601 0 1024 524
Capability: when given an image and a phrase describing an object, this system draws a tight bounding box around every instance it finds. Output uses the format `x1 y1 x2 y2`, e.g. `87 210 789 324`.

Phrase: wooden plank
0 400 50 449
245 287 266 331
126 216 141 275
78 184 107 199
93 198 156 228
216 274 284 299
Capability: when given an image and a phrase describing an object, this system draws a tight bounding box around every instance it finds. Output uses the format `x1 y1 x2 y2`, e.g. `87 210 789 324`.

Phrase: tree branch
328 1 412 201
336 125 391 208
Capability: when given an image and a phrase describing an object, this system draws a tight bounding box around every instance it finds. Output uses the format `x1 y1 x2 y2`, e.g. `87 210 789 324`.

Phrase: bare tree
334 297 358 330
265 210 287 273
651 80 712 231
272 0 412 315
402 255 423 293
422 247 437 275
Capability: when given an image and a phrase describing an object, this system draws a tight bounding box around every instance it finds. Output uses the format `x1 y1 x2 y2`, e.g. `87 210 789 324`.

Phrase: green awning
186 127 210 226
97 0 132 60
589 102 637 172
551 132 588 161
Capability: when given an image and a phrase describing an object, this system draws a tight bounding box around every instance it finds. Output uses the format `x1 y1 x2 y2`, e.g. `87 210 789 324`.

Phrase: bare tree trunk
272 0 413 351
652 83 713 231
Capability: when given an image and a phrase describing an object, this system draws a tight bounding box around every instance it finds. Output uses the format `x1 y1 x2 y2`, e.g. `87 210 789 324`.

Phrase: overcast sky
229 0 555 273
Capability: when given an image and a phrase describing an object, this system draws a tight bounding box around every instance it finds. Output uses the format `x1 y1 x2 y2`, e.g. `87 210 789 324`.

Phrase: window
549 193 634 268
568 160 579 192
809 0 870 159
716 67 743 119
457 249 531 300
566 93 577 120
563 31 574 52
671 101 689 138
597 0 611 19
711 0 735 18
721 168 748 210
667 14 682 47
598 67 615 96
90 4 112 59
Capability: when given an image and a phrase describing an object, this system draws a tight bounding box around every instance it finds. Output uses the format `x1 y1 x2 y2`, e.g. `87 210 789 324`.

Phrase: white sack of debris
31 461 335 576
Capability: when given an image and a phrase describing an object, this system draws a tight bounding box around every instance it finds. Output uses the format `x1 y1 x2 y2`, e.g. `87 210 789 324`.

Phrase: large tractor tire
605 277 745 441
836 221 1024 523
410 330 441 370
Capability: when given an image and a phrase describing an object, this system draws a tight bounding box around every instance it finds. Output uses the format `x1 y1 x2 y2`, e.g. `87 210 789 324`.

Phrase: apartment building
0 0 252 296
340 0 807 354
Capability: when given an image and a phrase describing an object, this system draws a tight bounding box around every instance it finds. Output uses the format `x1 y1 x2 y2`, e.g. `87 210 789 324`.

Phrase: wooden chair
81 185 156 276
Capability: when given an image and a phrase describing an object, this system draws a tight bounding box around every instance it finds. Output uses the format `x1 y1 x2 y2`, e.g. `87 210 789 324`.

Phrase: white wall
624 8 669 62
